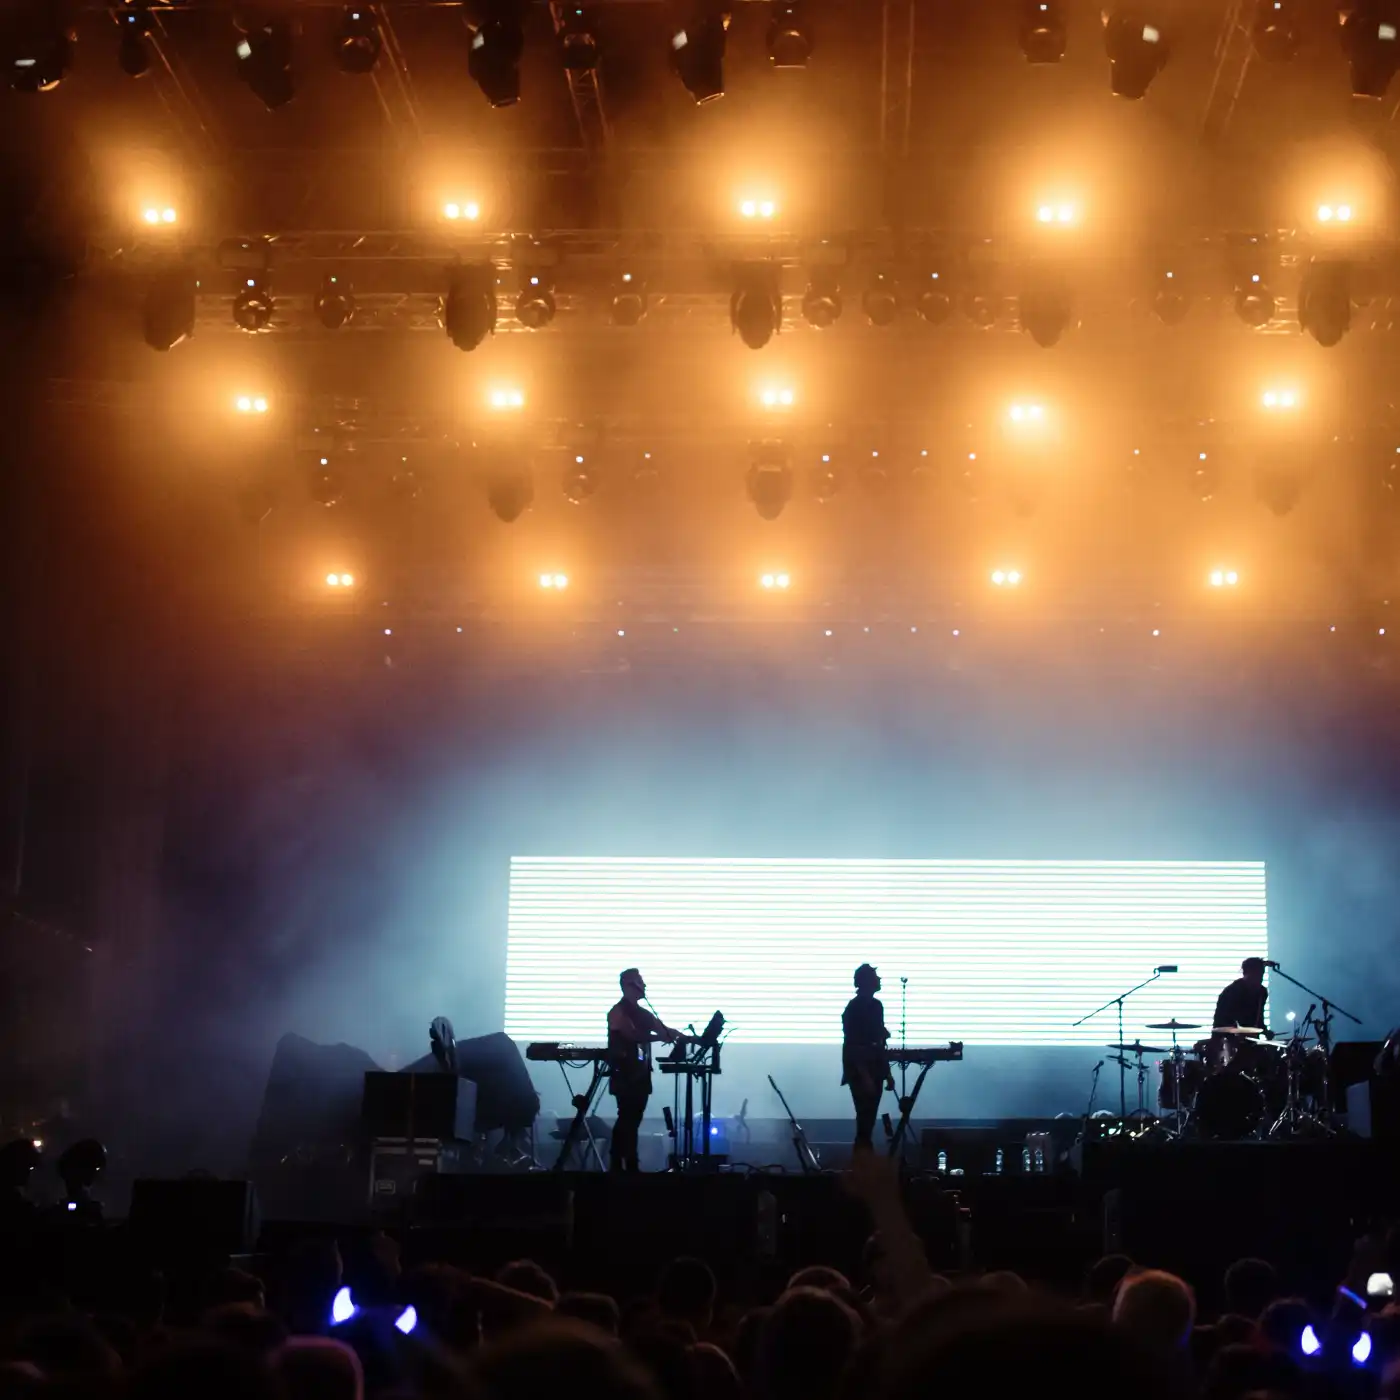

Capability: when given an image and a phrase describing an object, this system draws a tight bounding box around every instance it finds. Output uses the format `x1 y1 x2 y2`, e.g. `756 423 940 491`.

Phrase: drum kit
1105 1014 1334 1140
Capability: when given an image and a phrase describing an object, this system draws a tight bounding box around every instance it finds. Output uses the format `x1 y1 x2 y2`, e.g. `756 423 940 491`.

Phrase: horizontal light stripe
505 859 1268 1047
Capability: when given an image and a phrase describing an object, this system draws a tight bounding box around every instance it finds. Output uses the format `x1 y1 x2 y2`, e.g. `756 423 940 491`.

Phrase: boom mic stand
1072 967 1174 1123
1265 963 1362 1129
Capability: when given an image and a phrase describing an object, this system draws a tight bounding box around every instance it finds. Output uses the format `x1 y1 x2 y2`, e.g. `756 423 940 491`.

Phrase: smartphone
1367 1272 1394 1300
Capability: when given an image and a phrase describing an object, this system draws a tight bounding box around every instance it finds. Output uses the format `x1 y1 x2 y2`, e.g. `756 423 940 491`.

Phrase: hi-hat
1107 1041 1168 1054
1147 1019 1201 1031
1213 1026 1265 1037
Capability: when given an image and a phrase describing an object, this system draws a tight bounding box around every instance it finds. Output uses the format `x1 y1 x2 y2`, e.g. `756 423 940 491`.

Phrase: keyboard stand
552 1059 610 1172
887 1060 937 1161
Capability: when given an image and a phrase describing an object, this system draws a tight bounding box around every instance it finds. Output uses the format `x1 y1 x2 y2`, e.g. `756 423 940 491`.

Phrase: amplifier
362 1072 477 1141
368 1137 468 1210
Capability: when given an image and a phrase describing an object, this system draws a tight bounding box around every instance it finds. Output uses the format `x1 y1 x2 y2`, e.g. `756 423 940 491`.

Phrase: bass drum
1157 1056 1204 1111
1194 1069 1265 1140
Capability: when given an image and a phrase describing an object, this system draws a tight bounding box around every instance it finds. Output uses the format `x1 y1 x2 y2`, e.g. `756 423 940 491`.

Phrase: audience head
1085 1253 1136 1305
1203 1340 1298 1400
273 1338 364 1400
1260 1297 1316 1355
786 1267 851 1294
757 1286 861 1400
1224 1257 1279 1319
201 1302 288 1358
1112 1268 1197 1354
688 1344 739 1400
473 1320 659 1400
127 1340 281 1400
656 1258 717 1332
494 1260 559 1306
557 1292 621 1336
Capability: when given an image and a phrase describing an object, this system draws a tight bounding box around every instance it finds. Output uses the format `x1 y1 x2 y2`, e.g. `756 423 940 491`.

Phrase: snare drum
1157 1054 1204 1111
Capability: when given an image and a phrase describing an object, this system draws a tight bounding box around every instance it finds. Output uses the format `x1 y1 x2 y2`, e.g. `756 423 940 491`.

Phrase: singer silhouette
842 964 895 1152
607 968 681 1172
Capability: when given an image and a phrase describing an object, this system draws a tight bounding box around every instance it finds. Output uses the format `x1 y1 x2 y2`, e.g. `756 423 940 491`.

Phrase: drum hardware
1106 1043 1168 1124
1149 1020 1202 1137
1262 962 1361 1135
1267 1008 1332 1140
1072 965 1178 1121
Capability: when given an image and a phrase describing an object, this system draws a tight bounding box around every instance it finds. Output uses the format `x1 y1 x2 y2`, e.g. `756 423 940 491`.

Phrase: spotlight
235 395 269 414
326 572 356 588
863 269 898 326
539 572 570 589
443 200 482 222
1260 388 1297 410
811 452 840 502
730 263 783 349
142 266 197 351
334 5 381 73
233 277 274 332
310 456 345 507
1299 260 1351 346
746 440 793 519
1208 568 1240 587
760 387 795 408
235 16 295 109
1316 203 1354 223
466 0 525 107
314 273 355 330
739 198 778 220
563 452 598 503
1342 2 1400 97
1233 269 1274 327
8 14 74 92
916 270 952 325
671 8 728 103
1008 402 1045 423
443 263 497 350
611 271 647 325
801 267 842 327
1019 271 1072 346
515 271 556 329
766 2 811 67
489 387 525 409
1253 0 1300 60
1150 262 1189 324
557 6 599 71
143 206 178 226
487 471 534 523
1103 6 1168 98
116 4 154 77
991 568 1023 587
759 572 792 589
1018 0 1067 62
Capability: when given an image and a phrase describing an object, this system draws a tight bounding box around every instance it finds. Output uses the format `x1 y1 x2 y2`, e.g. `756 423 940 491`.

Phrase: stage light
1253 0 1300 60
759 572 791 590
671 9 728 103
1316 203 1354 223
516 272 556 329
739 198 778 221
233 277 274 332
116 4 154 77
444 201 482 222
443 263 497 350
334 6 381 72
487 471 534 523
767 2 811 66
1299 260 1351 346
142 206 178 226
1019 0 1066 62
556 6 599 71
9 13 74 92
1341 4 1400 98
991 568 1022 587
1260 389 1297 410
1151 263 1188 324
1234 271 1274 327
489 387 525 409
1009 403 1045 423
1036 202 1076 224
563 452 597 503
539 572 569 589
235 395 269 414
801 268 842 327
1019 272 1072 346
326 572 355 588
731 263 783 349
760 387 795 408
1103 6 1168 98
314 274 355 330
466 1 525 107
611 271 647 325
1208 569 1239 587
916 270 952 325
746 440 793 520
142 266 196 351
235 17 294 109
863 270 898 326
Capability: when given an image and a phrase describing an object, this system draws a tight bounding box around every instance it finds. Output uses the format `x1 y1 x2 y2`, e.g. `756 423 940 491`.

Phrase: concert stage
135 1137 1399 1312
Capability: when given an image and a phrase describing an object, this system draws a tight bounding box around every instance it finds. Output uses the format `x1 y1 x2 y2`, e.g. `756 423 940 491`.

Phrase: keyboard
526 1043 611 1062
887 1044 964 1066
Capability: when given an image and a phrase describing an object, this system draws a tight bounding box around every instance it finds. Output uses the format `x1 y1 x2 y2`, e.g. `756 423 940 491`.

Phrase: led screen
505 858 1268 1046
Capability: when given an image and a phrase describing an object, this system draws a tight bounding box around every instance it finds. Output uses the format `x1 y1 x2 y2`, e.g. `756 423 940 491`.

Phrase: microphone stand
899 977 909 1105
1073 970 1166 1123
1264 964 1362 1125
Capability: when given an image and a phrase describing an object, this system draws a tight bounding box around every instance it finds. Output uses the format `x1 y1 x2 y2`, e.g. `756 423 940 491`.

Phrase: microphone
1263 960 1280 969
1092 1059 1104 1071
1155 965 1178 974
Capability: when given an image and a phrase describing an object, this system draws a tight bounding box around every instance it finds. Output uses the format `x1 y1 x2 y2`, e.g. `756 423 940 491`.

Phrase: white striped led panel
504 859 1268 1047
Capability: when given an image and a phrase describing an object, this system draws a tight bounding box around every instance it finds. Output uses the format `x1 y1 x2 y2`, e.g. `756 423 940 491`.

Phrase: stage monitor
504 857 1267 1047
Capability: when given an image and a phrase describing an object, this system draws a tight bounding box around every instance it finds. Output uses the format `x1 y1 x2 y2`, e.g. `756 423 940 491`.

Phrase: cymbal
1107 1041 1169 1054
1147 1020 1201 1030
1212 1027 1265 1037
